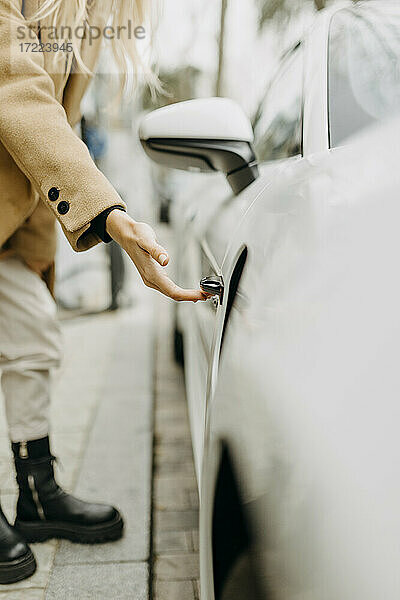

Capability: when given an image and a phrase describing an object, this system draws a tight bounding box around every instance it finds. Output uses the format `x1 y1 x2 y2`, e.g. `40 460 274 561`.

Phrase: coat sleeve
0 0 126 252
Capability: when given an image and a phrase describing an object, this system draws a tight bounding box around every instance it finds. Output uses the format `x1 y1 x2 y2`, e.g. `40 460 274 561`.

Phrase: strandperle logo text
17 21 146 44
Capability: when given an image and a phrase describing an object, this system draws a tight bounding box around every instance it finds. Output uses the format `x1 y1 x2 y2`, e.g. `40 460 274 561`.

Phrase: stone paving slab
0 541 58 595
53 431 152 566
155 509 199 533
0 590 45 600
155 580 197 600
153 478 198 512
154 554 200 581
46 563 148 600
47 298 155 595
154 530 192 554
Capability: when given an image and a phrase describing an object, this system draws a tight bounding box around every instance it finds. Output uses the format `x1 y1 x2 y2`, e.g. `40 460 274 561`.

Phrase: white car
140 2 400 598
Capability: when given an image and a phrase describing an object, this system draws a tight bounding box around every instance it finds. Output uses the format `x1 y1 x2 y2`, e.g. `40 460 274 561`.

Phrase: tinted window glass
329 4 400 147
255 48 303 162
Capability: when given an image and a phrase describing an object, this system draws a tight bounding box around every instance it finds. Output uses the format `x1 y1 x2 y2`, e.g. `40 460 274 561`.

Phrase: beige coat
0 0 126 265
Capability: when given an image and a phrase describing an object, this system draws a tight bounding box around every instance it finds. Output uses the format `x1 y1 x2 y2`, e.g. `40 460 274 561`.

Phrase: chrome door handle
200 276 224 304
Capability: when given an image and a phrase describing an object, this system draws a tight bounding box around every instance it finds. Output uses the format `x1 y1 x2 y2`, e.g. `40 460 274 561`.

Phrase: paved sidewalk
0 277 155 599
152 294 200 600
0 220 201 599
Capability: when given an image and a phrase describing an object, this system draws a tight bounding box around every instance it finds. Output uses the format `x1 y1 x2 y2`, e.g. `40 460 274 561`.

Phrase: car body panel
205 118 400 599
173 162 288 481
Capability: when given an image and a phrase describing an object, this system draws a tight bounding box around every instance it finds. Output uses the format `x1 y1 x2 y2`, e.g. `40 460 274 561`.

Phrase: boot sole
0 549 36 585
14 514 124 544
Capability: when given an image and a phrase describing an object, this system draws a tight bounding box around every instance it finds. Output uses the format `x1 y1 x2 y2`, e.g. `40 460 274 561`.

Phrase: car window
254 46 303 163
329 4 400 147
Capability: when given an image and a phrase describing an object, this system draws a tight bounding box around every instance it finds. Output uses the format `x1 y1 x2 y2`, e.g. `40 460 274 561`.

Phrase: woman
0 0 205 584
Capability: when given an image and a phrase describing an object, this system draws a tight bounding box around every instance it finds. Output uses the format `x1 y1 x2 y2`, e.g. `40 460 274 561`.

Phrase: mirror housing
139 98 259 195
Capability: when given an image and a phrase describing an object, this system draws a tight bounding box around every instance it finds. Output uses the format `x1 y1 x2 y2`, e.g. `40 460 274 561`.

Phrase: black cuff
12 437 51 460
90 206 126 243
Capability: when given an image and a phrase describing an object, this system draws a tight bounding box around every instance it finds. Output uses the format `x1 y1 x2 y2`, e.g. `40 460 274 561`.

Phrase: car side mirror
139 98 259 195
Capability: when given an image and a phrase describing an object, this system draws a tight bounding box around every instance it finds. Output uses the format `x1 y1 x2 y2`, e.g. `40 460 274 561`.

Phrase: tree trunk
216 0 228 96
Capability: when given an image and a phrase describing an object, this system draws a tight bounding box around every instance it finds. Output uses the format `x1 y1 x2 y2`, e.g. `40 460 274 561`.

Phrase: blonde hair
28 0 160 95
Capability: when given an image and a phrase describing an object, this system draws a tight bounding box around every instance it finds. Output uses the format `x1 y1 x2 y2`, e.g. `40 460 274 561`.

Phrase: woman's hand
106 210 208 302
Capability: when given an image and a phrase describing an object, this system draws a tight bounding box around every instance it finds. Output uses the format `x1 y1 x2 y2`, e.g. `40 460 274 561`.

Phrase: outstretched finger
172 287 209 302
153 271 208 302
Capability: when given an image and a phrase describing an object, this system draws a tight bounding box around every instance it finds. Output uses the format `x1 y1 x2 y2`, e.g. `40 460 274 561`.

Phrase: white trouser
0 257 62 442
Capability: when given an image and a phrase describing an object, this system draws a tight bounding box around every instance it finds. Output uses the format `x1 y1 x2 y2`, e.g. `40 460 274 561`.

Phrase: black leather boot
12 437 124 544
0 502 36 584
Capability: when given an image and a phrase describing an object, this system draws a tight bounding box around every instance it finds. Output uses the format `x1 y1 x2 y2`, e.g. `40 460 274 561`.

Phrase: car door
179 173 233 481
184 45 306 488
197 42 308 599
